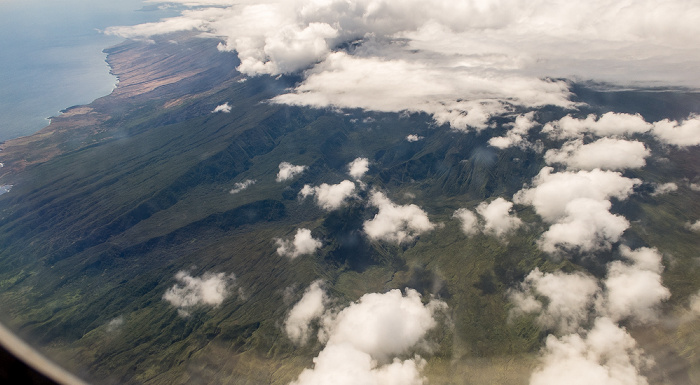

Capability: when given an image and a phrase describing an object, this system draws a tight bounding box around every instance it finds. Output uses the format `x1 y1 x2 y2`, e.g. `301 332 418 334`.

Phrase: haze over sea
0 0 178 142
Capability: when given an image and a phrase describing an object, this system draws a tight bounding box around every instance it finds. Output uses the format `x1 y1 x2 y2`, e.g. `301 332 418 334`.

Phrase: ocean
0 0 179 142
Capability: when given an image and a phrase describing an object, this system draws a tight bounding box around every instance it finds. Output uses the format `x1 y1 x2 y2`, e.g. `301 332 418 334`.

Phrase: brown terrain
0 34 242 183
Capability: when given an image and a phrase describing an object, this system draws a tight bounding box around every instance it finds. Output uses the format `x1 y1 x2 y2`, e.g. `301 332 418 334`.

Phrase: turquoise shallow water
0 0 178 141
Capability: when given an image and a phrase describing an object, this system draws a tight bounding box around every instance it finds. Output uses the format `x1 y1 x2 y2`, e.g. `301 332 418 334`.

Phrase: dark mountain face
0 35 699 385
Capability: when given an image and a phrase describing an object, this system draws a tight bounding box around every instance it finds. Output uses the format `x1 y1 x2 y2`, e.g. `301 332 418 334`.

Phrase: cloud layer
106 1 700 132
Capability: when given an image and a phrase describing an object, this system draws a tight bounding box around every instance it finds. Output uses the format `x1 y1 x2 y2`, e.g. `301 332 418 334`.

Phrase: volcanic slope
0 35 699 385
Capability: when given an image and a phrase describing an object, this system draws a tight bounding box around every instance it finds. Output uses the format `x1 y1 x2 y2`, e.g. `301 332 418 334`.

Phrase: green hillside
0 36 699 385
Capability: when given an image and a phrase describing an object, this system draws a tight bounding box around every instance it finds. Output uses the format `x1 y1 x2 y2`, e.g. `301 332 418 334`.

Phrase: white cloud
106 0 700 122
651 182 678 196
690 291 700 316
276 161 307 182
690 183 700 192
406 134 423 142
511 246 670 329
229 179 256 194
514 167 639 223
688 220 700 232
290 288 445 385
651 116 700 147
285 280 327 345
489 113 537 149
363 191 435 244
348 157 369 180
530 317 649 385
602 246 670 324
300 180 356 210
291 342 427 385
452 208 479 236
544 138 650 171
514 167 639 254
543 112 653 140
272 52 571 131
106 316 124 333
512 247 670 385
275 228 322 259
476 198 522 237
320 289 446 360
538 198 630 254
163 271 236 316
212 102 231 113
510 268 599 334
545 113 700 147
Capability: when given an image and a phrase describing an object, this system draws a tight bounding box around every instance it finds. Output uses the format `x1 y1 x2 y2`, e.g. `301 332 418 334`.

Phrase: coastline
0 33 240 184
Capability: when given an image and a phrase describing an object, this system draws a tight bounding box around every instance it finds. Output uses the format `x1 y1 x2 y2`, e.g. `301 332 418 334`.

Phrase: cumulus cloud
512 247 670 329
545 112 700 147
690 291 700 316
406 134 423 142
452 208 479 236
602 246 670 324
489 113 537 149
513 246 670 385
163 271 236 316
510 268 600 334
291 288 446 385
514 167 639 223
291 343 426 385
476 198 522 237
320 289 446 360
285 280 328 345
538 198 630 254
106 316 124 333
651 182 678 196
543 112 653 140
276 161 307 182
212 102 231 113
363 191 435 244
530 317 649 385
453 198 521 238
229 179 255 194
514 167 640 254
275 228 322 259
544 138 650 171
651 116 700 147
300 180 357 210
348 157 369 180
687 220 700 232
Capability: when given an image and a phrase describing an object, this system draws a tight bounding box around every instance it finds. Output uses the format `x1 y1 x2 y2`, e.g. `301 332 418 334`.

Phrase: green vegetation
0 38 698 384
